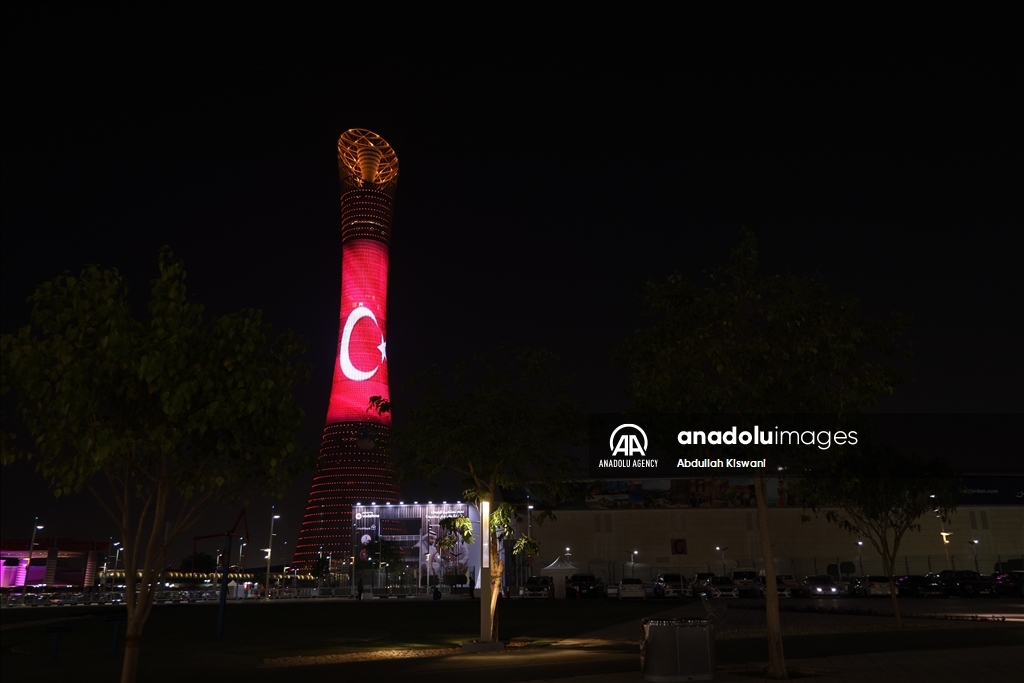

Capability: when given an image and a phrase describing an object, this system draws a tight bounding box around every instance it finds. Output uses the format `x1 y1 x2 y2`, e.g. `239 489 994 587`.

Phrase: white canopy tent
539 555 578 599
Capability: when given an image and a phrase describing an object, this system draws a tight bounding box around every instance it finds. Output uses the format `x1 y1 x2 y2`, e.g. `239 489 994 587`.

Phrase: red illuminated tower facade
293 129 400 570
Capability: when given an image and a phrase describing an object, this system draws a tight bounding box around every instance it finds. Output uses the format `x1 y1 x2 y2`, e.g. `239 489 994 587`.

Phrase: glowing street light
857 541 864 575
940 529 953 570
969 540 980 573
716 546 730 574
22 518 43 604
265 507 280 599
629 550 639 577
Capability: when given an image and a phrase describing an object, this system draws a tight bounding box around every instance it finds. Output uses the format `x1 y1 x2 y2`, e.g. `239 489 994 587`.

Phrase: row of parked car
519 569 1024 600
10 589 230 607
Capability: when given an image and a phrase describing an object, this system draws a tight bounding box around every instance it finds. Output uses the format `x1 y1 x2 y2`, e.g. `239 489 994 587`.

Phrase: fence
578 554 1023 583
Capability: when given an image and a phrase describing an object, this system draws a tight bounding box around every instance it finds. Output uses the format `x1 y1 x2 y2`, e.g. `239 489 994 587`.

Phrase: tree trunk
883 551 902 629
120 625 143 683
117 481 170 683
489 537 502 642
755 473 787 680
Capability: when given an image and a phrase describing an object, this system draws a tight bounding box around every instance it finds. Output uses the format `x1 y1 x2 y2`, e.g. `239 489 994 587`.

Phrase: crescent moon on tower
340 306 385 381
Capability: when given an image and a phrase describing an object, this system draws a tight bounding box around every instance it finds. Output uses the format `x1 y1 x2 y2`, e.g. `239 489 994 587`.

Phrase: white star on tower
378 336 387 362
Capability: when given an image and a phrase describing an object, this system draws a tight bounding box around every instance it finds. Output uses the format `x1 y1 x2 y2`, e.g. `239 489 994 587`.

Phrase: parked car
708 576 739 598
894 575 945 598
618 577 646 600
852 575 896 597
653 573 691 598
567 573 601 598
756 575 792 598
775 574 801 593
991 571 1024 598
692 572 716 593
522 576 553 599
800 575 839 597
937 570 995 597
730 569 759 596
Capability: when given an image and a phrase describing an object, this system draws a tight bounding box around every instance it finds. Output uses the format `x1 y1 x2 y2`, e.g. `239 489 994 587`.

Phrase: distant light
273 515 280 519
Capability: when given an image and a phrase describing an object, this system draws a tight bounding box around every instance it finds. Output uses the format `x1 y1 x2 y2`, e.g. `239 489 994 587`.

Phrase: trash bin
639 618 715 682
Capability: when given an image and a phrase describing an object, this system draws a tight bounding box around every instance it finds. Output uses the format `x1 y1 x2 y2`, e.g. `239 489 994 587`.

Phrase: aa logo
609 424 648 457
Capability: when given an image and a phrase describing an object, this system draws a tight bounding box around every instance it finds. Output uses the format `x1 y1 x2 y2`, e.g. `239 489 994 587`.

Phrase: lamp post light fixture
856 541 865 575
265 508 280 600
629 550 638 577
111 542 122 591
23 519 43 604
940 530 953 570
969 540 980 573
716 546 729 575
526 504 534 579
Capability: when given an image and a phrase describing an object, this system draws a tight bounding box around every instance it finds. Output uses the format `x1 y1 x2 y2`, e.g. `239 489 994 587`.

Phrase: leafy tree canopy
795 443 960 627
372 347 586 502
1 249 311 683
618 228 909 417
616 230 911 677
370 347 585 641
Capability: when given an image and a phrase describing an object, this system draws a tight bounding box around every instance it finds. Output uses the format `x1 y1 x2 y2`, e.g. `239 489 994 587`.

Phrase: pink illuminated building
292 130 401 570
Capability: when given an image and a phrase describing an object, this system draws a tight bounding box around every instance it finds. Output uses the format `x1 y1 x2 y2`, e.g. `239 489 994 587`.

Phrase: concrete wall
525 506 1024 583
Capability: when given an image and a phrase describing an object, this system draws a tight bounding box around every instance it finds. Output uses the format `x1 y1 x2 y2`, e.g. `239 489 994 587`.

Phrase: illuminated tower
293 129 400 570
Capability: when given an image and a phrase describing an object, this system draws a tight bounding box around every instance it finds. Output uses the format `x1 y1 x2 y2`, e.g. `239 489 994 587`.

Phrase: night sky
2 3 1020 566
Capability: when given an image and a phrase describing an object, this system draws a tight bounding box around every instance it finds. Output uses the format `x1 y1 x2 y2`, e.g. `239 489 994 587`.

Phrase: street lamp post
857 541 864 575
425 553 431 594
716 546 729 575
23 519 43 604
526 504 534 581
629 550 638 578
111 542 122 592
969 541 980 573
940 527 952 570
265 508 280 600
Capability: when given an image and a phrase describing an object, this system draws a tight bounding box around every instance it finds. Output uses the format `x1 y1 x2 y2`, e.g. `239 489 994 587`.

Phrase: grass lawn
0 598 659 682
2 599 1021 683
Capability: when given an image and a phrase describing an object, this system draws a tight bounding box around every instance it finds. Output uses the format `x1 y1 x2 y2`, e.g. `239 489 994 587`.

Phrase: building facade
527 504 1024 583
